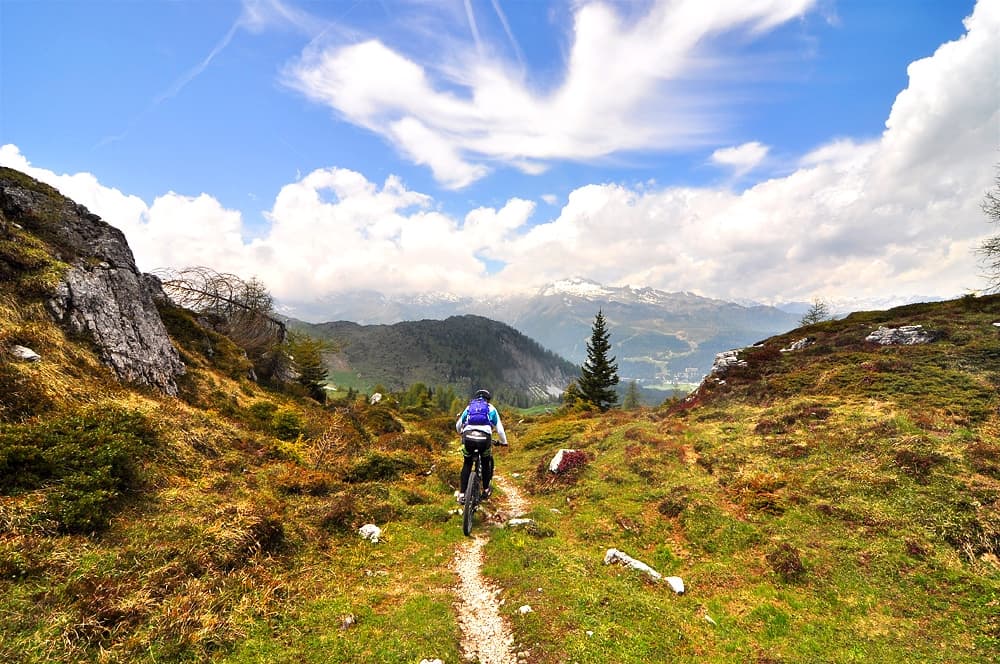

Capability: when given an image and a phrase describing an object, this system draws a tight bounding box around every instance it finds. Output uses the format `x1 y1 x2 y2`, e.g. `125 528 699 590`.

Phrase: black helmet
474 389 491 401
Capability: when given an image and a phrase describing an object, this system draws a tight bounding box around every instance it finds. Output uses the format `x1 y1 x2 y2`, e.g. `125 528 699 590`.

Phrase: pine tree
578 310 620 411
286 331 329 402
622 380 641 409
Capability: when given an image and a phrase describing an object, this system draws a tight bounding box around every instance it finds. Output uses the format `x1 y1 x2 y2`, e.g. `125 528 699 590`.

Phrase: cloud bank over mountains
2 0 997 310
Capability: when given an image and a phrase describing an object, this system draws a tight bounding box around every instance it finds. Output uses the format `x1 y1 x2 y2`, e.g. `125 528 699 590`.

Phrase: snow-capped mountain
281 279 802 387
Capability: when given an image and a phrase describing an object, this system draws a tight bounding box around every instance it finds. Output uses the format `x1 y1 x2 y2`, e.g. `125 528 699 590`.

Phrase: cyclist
455 388 508 503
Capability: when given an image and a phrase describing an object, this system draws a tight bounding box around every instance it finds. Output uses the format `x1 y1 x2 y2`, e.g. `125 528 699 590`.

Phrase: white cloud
2 0 997 310
284 0 819 187
711 141 770 176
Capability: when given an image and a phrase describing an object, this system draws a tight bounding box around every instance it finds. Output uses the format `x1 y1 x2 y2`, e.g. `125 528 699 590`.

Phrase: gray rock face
1 171 184 395
865 325 939 346
711 349 747 374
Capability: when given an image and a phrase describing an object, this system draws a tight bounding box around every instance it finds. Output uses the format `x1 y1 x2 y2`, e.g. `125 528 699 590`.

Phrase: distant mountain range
283 278 802 388
287 314 578 406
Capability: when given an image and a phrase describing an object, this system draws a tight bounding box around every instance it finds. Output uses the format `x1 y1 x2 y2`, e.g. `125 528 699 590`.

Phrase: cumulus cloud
2 0 997 310
711 141 770 177
284 0 819 188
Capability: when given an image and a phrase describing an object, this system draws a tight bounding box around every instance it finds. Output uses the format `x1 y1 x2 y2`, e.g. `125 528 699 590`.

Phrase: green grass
2 283 997 662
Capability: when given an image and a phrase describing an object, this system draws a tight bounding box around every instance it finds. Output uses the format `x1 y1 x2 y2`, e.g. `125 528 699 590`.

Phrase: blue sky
2 0 998 314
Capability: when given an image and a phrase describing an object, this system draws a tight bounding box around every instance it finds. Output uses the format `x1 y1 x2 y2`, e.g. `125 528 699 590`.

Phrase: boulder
11 345 41 362
865 325 939 345
358 523 382 543
665 576 685 594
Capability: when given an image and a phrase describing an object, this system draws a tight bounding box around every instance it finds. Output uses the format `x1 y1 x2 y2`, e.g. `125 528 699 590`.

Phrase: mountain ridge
281 277 802 387
288 314 579 406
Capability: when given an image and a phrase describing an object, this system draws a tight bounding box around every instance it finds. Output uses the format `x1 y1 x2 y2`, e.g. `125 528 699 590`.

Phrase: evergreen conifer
578 310 620 411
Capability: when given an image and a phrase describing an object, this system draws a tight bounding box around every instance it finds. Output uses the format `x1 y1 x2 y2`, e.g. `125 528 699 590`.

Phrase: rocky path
451 475 530 664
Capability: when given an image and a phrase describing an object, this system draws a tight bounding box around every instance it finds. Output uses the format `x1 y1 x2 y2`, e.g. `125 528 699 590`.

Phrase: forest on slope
288 315 579 406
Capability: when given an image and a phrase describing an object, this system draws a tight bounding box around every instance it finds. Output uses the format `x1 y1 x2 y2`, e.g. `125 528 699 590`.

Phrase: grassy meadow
1 287 997 662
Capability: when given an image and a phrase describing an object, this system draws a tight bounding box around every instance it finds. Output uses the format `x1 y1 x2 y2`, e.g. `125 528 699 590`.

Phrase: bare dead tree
980 171 1000 293
155 267 286 356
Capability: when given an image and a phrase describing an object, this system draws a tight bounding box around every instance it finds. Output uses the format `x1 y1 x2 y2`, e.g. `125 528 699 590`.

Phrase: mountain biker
455 388 508 504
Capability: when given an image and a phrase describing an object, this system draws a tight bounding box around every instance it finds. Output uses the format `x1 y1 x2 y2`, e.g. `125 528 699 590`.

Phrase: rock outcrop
0 169 184 395
710 349 747 373
865 325 940 346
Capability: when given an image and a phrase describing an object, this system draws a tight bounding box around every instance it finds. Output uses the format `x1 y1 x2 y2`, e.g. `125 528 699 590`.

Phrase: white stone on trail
517 605 533 614
358 524 381 543
603 548 662 581
506 518 534 527
419 660 444 664
665 576 685 594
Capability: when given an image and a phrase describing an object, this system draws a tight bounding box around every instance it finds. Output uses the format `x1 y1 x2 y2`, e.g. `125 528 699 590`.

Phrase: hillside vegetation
289 315 578 406
1 168 998 662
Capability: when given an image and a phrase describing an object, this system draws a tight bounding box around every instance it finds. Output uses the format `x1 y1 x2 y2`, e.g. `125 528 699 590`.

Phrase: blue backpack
466 397 491 426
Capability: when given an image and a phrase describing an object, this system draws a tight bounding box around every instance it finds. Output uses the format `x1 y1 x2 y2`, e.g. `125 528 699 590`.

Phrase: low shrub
343 452 418 483
271 407 304 441
272 464 337 496
766 542 806 582
359 406 404 435
319 492 360 532
0 404 155 532
893 446 948 483
657 486 690 518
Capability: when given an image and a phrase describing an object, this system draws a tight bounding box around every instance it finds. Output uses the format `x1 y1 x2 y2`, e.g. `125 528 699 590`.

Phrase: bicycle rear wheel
463 461 480 537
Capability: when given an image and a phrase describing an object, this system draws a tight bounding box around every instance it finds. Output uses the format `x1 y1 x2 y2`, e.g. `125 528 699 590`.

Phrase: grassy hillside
484 294 999 662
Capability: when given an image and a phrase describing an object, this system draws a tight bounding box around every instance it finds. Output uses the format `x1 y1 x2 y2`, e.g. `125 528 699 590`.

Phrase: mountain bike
461 430 498 536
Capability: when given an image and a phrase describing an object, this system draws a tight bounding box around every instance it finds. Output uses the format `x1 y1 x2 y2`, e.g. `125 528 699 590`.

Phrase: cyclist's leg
459 436 475 494
481 443 494 493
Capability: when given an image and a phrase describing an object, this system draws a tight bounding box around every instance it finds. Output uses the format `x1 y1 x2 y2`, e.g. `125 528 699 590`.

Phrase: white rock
704 614 717 626
507 518 535 527
780 337 814 353
993 322 1000 327
549 448 578 473
710 349 747 374
11 345 41 362
586 630 594 637
665 576 685 594
865 325 938 345
419 659 444 664
518 605 533 614
358 524 381 543
603 548 662 581
369 392 382 404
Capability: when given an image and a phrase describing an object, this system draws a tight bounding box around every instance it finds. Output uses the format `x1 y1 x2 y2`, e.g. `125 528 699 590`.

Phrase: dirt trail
451 475 530 664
